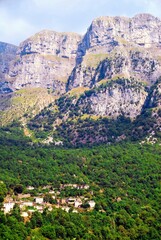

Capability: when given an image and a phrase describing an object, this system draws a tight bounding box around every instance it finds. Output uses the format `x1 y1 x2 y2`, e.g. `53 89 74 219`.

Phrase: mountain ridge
2 13 161 92
1 13 161 145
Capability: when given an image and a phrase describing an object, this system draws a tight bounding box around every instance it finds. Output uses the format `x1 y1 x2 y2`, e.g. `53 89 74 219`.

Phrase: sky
0 0 161 46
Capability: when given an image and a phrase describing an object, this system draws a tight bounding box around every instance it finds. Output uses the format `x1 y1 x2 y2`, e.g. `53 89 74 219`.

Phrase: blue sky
0 0 161 45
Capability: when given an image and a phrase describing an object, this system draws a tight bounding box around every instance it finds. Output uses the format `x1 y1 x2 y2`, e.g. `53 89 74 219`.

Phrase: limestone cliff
76 13 161 62
1 13 161 125
8 30 82 94
75 79 147 119
67 14 161 90
0 42 18 93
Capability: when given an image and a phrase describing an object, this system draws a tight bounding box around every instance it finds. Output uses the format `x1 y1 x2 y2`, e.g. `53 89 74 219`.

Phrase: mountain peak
27 29 82 39
90 13 161 30
133 13 160 20
1 13 161 128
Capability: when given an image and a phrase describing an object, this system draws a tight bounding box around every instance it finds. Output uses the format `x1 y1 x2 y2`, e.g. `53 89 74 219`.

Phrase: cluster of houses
2 183 96 220
3 194 45 215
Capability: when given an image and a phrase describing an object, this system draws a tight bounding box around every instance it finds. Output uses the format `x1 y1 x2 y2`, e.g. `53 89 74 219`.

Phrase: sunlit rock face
0 42 18 93
1 13 161 121
3 14 161 95
8 30 82 95
67 14 161 90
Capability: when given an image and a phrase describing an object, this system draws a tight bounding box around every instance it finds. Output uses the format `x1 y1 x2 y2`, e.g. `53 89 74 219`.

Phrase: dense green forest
0 125 161 239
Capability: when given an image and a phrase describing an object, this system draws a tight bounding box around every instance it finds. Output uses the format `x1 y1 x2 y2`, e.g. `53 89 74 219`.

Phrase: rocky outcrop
1 13 161 125
76 14 161 62
67 47 161 90
74 79 147 119
145 78 161 108
67 14 161 90
0 42 18 93
7 30 82 94
3 13 161 95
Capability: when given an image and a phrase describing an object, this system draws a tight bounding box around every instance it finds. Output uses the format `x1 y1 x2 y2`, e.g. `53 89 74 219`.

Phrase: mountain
7 30 82 94
67 13 161 90
1 13 161 145
0 41 18 93
1 14 161 239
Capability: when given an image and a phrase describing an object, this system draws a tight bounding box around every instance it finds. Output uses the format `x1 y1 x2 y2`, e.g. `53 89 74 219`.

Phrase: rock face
0 42 18 93
67 14 161 90
1 13 161 123
76 79 147 119
78 13 161 57
145 78 161 108
8 30 82 94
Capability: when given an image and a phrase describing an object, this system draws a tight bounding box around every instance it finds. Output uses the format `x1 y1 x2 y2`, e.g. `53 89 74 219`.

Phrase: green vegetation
0 124 161 239
28 105 157 147
0 77 161 239
0 182 7 203
68 87 90 97
27 77 154 147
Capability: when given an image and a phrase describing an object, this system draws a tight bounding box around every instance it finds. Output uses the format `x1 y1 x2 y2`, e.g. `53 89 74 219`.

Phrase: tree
44 193 54 204
41 224 56 239
13 184 23 195
0 182 7 203
11 204 22 222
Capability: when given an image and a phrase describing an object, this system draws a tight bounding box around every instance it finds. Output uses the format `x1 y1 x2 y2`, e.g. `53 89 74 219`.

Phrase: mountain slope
7 30 82 95
0 88 55 126
1 13 161 145
67 14 161 90
0 41 18 93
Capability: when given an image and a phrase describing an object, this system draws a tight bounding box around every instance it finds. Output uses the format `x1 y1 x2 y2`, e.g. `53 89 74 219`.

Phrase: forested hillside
1 12 161 240
0 126 161 239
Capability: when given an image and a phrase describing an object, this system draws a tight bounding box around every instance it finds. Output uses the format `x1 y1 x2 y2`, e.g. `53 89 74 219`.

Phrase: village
2 183 96 220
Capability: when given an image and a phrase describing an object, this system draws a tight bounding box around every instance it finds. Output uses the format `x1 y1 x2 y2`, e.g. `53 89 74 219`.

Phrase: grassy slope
0 88 55 126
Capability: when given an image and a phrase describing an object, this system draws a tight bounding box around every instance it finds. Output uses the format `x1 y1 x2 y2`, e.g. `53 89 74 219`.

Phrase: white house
49 190 55 194
35 205 44 212
26 186 35 190
3 202 15 213
88 200 96 208
35 197 43 204
43 136 53 144
67 198 76 205
74 199 82 208
54 140 63 146
48 206 53 211
21 212 29 218
42 185 51 190
73 209 78 213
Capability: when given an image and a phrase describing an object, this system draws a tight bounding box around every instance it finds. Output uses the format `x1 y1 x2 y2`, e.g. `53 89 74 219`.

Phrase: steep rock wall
67 14 161 90
8 30 82 94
